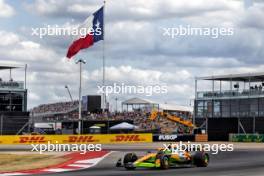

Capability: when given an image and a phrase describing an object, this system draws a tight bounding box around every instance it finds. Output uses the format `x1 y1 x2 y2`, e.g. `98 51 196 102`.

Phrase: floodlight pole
65 85 73 102
76 59 86 134
25 64 27 89
115 97 118 113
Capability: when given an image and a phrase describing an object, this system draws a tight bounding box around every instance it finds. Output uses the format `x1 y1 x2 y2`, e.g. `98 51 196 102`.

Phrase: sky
0 0 263 111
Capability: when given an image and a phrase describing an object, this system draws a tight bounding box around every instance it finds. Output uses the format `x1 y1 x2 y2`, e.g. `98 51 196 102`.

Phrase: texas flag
66 6 104 59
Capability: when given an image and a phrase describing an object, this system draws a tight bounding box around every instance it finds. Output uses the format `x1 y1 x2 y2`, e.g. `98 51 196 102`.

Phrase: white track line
0 173 29 176
74 151 114 168
67 164 92 168
43 168 74 172
1 151 114 175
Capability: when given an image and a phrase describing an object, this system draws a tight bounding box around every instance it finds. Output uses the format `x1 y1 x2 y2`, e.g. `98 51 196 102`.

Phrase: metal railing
197 89 264 99
0 81 24 90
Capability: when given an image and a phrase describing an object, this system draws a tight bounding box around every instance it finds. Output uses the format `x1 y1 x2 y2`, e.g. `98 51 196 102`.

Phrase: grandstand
30 97 192 134
31 100 79 120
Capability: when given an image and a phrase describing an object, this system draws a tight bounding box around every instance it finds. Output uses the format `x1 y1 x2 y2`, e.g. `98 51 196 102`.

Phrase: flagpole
103 0 106 112
103 0 109 133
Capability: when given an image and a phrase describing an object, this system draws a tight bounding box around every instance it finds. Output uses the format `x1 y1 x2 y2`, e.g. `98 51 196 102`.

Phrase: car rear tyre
123 153 138 170
192 152 209 167
156 154 170 169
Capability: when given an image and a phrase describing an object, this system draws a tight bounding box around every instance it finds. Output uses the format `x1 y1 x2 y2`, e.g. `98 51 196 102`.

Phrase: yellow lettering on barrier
111 134 143 142
11 136 49 144
64 136 99 143
16 136 47 144
0 134 153 144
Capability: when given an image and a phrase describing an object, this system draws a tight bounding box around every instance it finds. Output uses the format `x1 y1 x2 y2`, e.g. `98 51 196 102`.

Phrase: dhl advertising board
0 134 153 144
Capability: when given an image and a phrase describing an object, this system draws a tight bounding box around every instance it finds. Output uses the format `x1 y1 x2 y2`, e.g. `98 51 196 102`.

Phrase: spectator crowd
31 101 192 134
31 101 79 115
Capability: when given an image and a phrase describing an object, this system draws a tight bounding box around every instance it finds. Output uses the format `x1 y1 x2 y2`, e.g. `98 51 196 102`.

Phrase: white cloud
27 0 58 16
90 65 162 84
2 0 263 108
86 65 193 105
0 31 19 46
67 4 98 14
25 0 230 21
0 0 15 17
238 3 264 29
20 41 40 49
0 30 82 107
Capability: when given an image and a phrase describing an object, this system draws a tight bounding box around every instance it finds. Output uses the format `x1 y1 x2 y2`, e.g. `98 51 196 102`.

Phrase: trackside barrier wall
152 134 208 142
152 134 195 142
0 134 152 144
229 134 264 142
196 117 264 141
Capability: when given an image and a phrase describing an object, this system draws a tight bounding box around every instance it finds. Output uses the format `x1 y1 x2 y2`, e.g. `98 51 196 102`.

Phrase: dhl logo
64 135 99 143
110 134 144 142
15 136 47 143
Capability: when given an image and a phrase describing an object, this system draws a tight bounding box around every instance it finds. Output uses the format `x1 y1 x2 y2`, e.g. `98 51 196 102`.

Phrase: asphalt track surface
35 149 264 176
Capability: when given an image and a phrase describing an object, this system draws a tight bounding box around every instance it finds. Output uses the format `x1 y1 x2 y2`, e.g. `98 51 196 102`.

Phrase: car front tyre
123 153 138 170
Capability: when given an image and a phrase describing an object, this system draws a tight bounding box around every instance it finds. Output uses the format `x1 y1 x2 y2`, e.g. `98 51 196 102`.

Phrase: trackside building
194 72 264 140
0 65 29 134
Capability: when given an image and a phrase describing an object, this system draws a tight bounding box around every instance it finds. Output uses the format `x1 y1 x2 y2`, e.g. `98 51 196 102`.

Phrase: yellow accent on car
155 159 161 167
134 153 156 164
